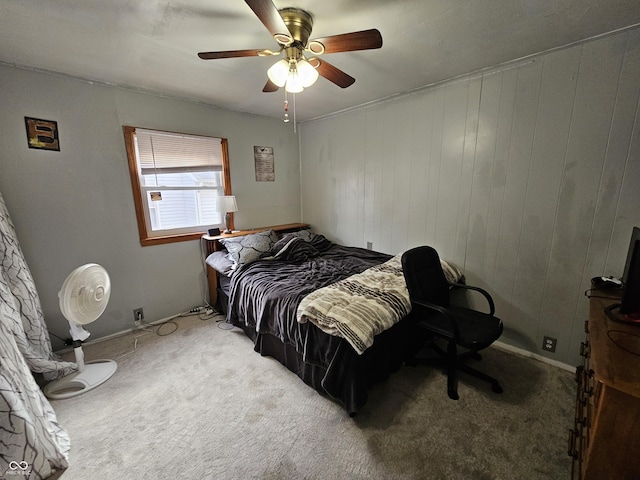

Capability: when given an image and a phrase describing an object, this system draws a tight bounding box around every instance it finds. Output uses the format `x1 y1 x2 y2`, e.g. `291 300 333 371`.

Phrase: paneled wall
299 27 640 366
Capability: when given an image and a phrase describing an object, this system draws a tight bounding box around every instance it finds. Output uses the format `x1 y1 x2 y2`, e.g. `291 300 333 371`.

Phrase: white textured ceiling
1 0 639 122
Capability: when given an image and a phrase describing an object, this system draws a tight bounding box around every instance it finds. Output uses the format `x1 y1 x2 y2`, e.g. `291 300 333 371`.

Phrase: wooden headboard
201 222 311 256
201 223 310 307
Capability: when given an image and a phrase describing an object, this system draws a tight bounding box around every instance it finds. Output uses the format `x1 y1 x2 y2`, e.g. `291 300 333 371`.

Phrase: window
123 126 232 246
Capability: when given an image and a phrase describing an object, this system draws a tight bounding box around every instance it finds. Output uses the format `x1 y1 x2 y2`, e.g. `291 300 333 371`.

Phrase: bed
204 227 425 415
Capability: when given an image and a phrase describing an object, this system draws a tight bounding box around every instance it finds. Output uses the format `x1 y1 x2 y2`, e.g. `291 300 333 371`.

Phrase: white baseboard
494 340 576 372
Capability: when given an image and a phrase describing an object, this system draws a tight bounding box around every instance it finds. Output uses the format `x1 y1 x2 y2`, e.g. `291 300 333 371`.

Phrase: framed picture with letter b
25 117 60 151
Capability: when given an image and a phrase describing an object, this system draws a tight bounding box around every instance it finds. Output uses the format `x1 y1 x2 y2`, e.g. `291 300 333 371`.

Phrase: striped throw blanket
297 253 463 355
297 254 410 355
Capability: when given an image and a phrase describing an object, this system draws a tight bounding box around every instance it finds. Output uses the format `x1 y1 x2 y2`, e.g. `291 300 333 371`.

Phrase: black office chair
401 246 503 400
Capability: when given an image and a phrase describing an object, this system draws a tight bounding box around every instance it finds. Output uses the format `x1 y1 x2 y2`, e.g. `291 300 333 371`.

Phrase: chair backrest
401 246 450 307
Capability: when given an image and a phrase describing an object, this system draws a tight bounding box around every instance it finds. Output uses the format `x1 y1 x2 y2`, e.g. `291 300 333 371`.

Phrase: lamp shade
297 59 318 88
214 195 238 213
285 74 304 93
268 57 318 93
267 59 290 88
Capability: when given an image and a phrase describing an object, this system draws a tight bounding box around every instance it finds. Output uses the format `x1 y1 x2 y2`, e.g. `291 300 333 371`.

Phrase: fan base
44 359 117 400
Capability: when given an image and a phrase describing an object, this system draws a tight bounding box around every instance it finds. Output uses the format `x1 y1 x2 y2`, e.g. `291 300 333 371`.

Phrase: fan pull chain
283 89 289 123
282 90 296 133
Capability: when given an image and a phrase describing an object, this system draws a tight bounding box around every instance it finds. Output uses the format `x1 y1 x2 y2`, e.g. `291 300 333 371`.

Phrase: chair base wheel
491 382 503 394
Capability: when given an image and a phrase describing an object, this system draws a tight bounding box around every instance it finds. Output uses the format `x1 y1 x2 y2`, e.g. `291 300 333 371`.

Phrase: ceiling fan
198 0 383 93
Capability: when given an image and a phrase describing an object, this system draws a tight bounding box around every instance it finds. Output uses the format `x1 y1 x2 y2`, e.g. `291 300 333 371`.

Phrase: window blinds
135 129 223 175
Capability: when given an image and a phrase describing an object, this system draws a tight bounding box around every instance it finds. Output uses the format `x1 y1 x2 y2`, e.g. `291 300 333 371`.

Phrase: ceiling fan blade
314 59 355 88
198 49 264 60
262 79 279 92
311 29 383 54
245 0 292 43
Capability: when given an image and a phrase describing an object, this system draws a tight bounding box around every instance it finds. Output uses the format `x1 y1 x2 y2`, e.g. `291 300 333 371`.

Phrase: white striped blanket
297 253 463 355
297 254 410 355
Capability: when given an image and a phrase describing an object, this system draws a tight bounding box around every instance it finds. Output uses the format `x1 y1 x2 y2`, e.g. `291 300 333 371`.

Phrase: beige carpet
49 313 575 480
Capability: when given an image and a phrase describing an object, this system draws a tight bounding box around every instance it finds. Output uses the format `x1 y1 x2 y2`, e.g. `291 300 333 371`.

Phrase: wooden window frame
123 126 233 246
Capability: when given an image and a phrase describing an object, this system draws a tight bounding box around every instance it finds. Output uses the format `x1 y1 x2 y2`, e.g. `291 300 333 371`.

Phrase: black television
606 226 640 323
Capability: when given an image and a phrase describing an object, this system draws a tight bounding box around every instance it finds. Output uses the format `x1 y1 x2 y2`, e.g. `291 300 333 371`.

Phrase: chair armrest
410 298 461 339
450 283 495 315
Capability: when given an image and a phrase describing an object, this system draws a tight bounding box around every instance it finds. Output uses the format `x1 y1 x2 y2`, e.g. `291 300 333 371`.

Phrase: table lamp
215 195 238 234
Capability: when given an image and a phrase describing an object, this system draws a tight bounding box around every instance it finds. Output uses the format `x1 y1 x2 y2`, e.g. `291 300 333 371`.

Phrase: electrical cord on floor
178 305 233 330
52 305 231 361
200 305 219 319
199 304 234 330
154 319 179 336
113 307 221 359
113 329 154 361
192 298 230 328
48 330 69 344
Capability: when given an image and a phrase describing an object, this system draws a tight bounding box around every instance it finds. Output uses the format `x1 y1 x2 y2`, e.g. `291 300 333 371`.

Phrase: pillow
219 230 278 266
206 250 235 277
441 259 463 284
271 235 296 255
271 237 319 262
276 231 333 252
281 229 315 242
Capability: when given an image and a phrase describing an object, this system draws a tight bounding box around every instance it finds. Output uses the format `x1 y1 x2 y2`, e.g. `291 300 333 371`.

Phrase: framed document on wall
254 146 275 182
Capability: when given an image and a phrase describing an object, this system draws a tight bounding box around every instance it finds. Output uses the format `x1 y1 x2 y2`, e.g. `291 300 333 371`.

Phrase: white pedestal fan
44 263 117 400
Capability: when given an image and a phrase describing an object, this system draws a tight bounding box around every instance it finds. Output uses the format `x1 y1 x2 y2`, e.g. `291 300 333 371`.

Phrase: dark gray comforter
224 238 419 414
226 240 392 363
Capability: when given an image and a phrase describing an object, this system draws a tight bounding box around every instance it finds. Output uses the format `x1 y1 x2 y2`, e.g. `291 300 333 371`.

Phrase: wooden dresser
201 223 310 306
569 288 640 479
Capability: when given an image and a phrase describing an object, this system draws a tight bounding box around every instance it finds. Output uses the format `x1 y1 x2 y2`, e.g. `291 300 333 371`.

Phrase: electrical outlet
542 336 557 352
133 308 144 324
366 241 373 250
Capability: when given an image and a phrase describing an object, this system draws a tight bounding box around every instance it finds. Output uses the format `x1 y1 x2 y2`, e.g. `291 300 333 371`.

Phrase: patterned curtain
1 310 70 478
0 190 72 478
0 191 75 378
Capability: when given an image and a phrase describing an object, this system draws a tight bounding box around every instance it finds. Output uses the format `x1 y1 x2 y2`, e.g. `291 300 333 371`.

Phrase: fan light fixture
267 57 318 93
197 1 383 95
197 2 382 127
